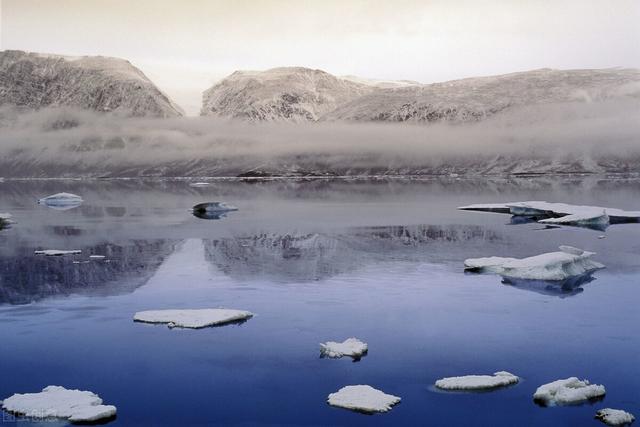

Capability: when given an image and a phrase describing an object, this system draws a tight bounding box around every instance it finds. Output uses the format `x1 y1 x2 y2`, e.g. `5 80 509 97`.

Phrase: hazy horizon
2 0 639 115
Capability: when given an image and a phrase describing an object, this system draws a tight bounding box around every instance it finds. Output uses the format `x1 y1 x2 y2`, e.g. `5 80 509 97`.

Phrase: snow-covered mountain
325 68 640 123
201 67 640 123
200 67 373 121
0 50 183 117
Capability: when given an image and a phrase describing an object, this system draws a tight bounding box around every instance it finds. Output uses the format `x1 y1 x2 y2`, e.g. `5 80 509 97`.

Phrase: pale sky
1 0 639 115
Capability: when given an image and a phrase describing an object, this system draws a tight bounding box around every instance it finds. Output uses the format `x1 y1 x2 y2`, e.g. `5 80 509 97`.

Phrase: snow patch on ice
1 386 116 423
435 371 519 391
133 308 253 329
327 385 400 413
595 408 636 426
464 246 604 281
533 377 606 406
320 338 368 358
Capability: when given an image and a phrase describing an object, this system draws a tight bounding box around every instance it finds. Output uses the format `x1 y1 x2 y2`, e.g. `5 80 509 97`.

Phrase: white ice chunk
133 308 253 329
1 386 116 423
0 212 12 220
533 377 606 406
459 201 640 225
190 182 211 187
89 255 106 259
37 192 83 206
464 246 604 281
320 338 368 358
34 249 81 256
435 371 519 391
595 408 636 426
327 385 400 413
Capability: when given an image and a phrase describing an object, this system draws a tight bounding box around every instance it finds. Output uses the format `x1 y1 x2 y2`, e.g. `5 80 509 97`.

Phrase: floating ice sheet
533 377 606 406
133 308 253 329
1 386 116 423
320 338 368 358
435 371 519 391
34 249 82 256
327 385 400 413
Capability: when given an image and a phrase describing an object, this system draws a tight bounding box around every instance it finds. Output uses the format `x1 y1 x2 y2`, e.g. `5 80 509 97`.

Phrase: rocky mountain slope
200 67 373 121
0 50 183 117
202 67 640 123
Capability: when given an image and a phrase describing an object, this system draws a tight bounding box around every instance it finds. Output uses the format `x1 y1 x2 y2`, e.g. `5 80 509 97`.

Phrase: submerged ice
464 246 604 281
1 386 116 423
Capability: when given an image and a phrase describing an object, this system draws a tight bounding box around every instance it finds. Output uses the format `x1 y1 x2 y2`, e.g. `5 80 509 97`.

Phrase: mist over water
0 99 639 177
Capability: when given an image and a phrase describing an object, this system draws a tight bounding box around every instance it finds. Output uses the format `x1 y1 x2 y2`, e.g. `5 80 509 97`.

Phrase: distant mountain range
1 50 639 123
0 50 183 117
201 66 640 123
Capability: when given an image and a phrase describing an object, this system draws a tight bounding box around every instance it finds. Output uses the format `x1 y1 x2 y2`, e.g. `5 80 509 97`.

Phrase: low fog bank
0 100 639 178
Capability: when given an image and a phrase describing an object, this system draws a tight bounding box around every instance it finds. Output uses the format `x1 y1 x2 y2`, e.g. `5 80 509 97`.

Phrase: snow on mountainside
0 50 184 117
201 67 640 123
325 68 640 123
200 67 373 121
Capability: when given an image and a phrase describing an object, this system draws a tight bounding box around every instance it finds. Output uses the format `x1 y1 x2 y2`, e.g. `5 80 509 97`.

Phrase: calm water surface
0 177 639 426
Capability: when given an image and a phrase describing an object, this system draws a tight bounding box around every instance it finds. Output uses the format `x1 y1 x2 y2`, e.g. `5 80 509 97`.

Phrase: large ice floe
34 249 82 256
595 409 636 426
320 338 368 359
327 385 400 413
37 193 84 209
133 308 253 329
533 377 606 406
1 386 116 423
464 246 604 281
435 371 519 391
459 201 640 230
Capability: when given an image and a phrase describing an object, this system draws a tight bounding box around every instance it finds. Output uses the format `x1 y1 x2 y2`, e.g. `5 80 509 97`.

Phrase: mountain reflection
0 239 177 304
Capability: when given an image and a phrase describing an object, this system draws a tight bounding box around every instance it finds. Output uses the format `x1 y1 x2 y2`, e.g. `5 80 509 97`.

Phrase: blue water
0 178 639 426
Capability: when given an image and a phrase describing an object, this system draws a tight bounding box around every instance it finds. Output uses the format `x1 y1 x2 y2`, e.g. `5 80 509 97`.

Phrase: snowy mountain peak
0 50 183 117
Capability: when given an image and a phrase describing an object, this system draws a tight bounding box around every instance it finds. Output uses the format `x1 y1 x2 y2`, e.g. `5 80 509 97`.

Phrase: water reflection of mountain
0 240 177 304
204 225 501 282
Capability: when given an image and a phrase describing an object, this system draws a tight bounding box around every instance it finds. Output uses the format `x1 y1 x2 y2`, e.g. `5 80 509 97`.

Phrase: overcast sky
1 0 639 115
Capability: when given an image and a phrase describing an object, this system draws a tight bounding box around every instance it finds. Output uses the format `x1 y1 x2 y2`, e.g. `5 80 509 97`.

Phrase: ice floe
320 338 368 358
0 213 12 229
189 182 211 187
327 385 400 413
133 308 253 329
459 201 640 229
1 385 116 423
595 408 636 426
192 202 238 220
435 371 519 391
533 377 606 406
89 255 106 259
34 249 82 256
464 246 604 281
37 192 83 208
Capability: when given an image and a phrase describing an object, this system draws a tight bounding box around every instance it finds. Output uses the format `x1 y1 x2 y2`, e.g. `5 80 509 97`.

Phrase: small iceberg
327 385 400 414
192 202 238 220
464 246 604 281
595 409 636 426
459 201 640 229
533 377 606 406
133 308 253 329
1 385 116 423
0 213 12 230
320 338 368 359
34 249 81 256
37 192 83 209
89 255 106 259
189 182 211 187
435 371 519 391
